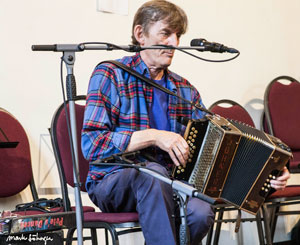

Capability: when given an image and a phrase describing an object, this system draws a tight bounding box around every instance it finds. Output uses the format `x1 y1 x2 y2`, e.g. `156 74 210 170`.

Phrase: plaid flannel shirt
81 53 206 181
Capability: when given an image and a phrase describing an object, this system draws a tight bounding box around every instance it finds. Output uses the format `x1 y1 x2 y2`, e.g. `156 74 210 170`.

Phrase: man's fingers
270 179 287 190
169 150 180 167
171 146 186 167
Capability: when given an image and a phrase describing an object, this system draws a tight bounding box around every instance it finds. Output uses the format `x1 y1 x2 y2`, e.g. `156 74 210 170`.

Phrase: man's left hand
270 166 290 190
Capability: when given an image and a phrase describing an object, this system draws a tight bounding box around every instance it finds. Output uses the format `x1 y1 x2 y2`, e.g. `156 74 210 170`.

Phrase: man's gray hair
131 0 188 45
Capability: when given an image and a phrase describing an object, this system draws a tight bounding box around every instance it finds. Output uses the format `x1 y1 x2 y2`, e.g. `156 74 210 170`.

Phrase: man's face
139 20 180 70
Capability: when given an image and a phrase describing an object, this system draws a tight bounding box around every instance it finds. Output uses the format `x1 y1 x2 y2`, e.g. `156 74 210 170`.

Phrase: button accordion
172 115 292 214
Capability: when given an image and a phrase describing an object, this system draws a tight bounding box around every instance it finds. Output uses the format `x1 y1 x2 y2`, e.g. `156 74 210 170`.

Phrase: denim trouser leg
87 162 214 245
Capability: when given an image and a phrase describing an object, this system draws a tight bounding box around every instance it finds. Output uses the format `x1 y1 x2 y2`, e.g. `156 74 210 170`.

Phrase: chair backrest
50 96 89 210
0 108 37 199
262 76 300 169
209 99 255 127
263 76 300 148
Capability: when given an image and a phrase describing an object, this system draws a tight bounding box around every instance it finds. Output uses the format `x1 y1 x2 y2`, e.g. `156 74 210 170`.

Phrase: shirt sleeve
81 65 133 161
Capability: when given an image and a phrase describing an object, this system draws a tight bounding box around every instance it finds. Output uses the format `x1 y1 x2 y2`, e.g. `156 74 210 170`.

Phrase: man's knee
188 198 215 229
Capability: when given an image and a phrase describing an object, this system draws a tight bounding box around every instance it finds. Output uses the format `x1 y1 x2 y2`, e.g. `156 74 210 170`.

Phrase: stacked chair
261 76 300 243
49 95 141 245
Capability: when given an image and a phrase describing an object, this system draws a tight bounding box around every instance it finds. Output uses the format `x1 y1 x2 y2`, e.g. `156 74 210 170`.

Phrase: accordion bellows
172 115 292 214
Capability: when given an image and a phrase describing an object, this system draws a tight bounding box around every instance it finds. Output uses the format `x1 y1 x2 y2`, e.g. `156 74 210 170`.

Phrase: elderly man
81 1 290 244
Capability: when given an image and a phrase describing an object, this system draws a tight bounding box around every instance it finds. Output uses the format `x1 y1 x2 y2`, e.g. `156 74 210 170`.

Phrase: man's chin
161 57 173 67
159 62 171 69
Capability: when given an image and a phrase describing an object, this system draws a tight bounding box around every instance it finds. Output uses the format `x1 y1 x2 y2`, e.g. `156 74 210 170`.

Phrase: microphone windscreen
190 39 206 47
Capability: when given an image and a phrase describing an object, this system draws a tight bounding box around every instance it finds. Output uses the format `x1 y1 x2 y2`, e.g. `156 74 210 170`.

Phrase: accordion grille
189 123 224 191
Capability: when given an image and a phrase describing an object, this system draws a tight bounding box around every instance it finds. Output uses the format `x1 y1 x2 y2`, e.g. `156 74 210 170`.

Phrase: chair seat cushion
83 212 139 223
71 206 95 212
266 185 300 200
12 210 51 216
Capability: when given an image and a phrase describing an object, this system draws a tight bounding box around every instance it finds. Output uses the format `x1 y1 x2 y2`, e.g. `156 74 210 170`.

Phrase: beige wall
0 0 299 244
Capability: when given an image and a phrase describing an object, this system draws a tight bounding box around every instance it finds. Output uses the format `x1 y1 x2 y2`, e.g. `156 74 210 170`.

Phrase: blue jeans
87 162 215 245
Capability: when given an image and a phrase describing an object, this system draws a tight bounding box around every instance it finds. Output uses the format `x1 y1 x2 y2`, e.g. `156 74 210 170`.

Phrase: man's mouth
162 51 174 57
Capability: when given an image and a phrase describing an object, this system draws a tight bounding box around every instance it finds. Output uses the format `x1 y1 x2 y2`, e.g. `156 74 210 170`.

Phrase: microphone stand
62 48 84 245
32 44 85 244
31 42 213 245
63 51 84 245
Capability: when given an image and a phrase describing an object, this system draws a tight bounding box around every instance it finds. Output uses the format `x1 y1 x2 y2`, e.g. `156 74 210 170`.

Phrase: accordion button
261 187 265 191
192 127 195 131
193 134 197 138
191 139 195 143
188 159 192 162
178 166 182 169
181 169 185 172
177 170 181 174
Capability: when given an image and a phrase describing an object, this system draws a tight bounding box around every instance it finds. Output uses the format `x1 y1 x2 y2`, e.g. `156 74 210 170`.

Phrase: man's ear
133 25 145 45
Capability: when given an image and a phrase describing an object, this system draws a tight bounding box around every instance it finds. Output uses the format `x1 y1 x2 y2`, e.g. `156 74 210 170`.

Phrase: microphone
191 38 239 53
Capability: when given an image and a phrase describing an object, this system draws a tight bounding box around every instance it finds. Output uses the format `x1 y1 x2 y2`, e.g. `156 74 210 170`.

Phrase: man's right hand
125 129 189 167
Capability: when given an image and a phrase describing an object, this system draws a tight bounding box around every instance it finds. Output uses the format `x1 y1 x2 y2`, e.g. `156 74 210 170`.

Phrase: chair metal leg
213 208 225 245
66 228 76 245
270 206 280 241
261 204 273 245
255 209 265 245
105 228 109 245
108 227 120 245
90 228 98 245
96 223 120 245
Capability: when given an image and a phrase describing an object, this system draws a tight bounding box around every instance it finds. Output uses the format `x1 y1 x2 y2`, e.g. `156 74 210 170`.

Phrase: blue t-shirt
149 75 170 131
147 75 172 167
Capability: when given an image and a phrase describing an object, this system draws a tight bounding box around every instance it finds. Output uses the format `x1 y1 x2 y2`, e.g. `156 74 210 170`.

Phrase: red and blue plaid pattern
82 53 206 181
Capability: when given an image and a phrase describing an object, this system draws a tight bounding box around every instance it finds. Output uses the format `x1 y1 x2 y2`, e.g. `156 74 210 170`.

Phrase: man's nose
167 33 179 46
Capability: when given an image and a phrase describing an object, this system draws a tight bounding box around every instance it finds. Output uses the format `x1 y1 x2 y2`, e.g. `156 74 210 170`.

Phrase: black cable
91 158 166 178
154 44 240 63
